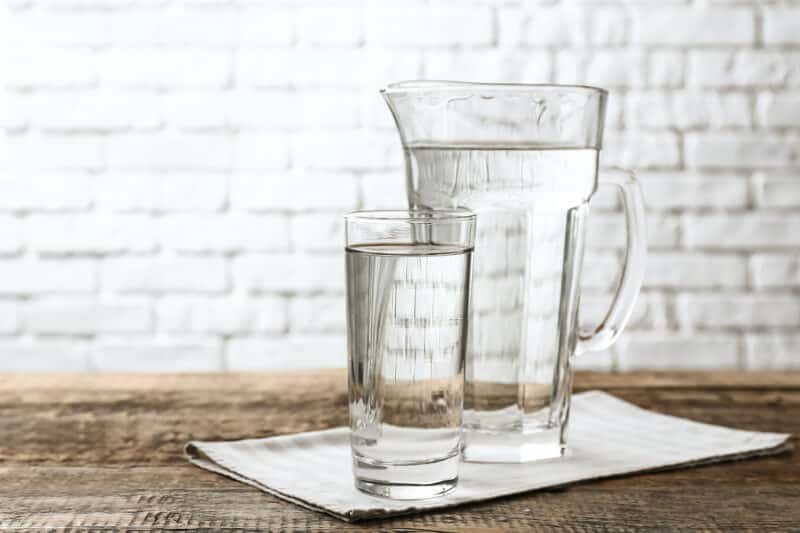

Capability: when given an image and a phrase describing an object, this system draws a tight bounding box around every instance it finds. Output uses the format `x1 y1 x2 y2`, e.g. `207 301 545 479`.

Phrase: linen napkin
185 390 791 522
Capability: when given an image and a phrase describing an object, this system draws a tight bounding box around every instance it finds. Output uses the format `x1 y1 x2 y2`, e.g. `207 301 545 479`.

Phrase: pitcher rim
381 80 608 97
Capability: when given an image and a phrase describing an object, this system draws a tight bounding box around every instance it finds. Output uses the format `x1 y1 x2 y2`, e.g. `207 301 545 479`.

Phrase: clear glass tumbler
345 209 476 499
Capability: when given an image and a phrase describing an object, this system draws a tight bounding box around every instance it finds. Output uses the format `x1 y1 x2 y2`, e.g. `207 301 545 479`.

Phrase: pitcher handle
576 168 647 356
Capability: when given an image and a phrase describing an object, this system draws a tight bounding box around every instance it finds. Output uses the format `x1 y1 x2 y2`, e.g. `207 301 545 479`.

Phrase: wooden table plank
2 369 798 392
0 371 797 531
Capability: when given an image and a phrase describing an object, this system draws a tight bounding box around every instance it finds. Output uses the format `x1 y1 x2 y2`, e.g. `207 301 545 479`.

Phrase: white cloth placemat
185 391 790 522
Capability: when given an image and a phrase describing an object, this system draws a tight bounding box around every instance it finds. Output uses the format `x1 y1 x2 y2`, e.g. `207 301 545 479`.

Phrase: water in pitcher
405 144 598 462
346 242 472 488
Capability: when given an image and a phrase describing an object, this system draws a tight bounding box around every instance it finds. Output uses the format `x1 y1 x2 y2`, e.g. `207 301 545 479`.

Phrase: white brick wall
1 0 798 372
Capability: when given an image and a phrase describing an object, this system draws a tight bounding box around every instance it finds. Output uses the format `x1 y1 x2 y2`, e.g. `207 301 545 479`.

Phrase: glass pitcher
382 82 646 463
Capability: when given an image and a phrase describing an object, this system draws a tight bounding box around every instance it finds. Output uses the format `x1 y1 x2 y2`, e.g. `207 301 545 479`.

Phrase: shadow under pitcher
383 81 647 463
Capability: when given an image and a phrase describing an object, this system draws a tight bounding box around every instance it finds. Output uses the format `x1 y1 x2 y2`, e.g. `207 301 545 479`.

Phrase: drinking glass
345 209 476 499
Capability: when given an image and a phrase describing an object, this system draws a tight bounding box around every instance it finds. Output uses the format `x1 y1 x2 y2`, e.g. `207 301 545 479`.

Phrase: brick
233 133 290 170
0 135 103 171
298 7 363 46
160 214 289 252
425 50 552 83
292 213 345 252
232 172 358 211
619 334 739 371
4 48 97 89
160 92 228 131
363 91 401 131
745 335 800 370
289 296 345 333
632 8 754 45
0 341 89 372
27 214 155 254
26 298 153 334
496 7 524 47
580 291 668 332
685 214 800 250
292 130 400 171
627 92 751 130
102 256 228 293
156 9 236 46
0 258 95 295
513 7 626 47
0 301 21 333
518 7 585 45
589 9 628 45
677 294 800 329
603 95 624 130
226 335 346 370
757 92 800 128
361 171 406 210
558 51 646 88
157 50 231 89
601 131 681 169
648 215 684 250
0 93 29 131
751 254 800 289
43 0 136 8
579 251 621 291
107 133 233 171
234 253 344 294
180 0 225 6
688 51 796 88
225 91 294 129
228 90 361 129
90 338 222 372
239 8 294 45
31 91 160 132
365 7 494 47
646 253 747 289
647 51 684 89
95 172 226 212
159 297 286 334
685 133 800 169
588 186 619 210
0 216 22 254
755 173 800 209
101 49 231 89
108 11 160 45
639 173 749 209
7 12 109 46
588 212 680 250
763 8 800 45
234 50 294 88
236 49 421 88
299 91 367 128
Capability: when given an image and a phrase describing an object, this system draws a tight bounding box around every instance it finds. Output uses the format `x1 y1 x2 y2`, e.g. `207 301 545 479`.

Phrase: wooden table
0 371 797 531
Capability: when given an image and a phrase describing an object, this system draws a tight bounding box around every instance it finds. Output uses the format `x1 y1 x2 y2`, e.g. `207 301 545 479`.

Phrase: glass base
353 452 459 500
462 425 566 463
355 478 457 500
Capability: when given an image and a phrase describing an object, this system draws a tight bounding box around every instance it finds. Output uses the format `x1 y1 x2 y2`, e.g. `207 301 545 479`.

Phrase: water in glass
347 242 472 498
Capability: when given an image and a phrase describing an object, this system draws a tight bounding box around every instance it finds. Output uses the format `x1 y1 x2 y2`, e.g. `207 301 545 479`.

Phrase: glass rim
345 209 475 223
381 80 608 98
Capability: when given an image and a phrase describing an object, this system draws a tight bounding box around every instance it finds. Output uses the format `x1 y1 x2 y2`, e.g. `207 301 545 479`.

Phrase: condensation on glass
345 209 476 499
382 82 647 463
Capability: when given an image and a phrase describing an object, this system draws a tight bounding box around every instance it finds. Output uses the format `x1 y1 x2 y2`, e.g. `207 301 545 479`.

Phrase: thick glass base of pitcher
461 424 566 463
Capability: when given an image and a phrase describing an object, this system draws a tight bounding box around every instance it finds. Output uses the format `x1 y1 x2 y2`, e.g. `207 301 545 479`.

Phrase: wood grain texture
0 371 797 532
